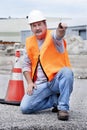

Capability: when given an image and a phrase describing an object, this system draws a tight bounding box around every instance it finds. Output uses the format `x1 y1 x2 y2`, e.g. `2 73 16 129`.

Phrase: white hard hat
28 10 46 24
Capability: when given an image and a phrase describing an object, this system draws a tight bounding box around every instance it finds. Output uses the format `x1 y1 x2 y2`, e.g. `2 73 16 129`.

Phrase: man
20 10 74 121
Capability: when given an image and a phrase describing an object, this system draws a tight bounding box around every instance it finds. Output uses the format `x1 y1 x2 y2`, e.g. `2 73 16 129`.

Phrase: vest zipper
33 55 48 82
38 55 48 81
32 59 38 82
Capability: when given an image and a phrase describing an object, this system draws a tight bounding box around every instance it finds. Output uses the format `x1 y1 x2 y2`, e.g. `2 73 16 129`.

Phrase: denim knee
61 67 74 81
20 102 33 114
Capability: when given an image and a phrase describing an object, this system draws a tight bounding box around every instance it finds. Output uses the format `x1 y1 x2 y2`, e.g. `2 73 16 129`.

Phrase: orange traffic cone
5 50 25 105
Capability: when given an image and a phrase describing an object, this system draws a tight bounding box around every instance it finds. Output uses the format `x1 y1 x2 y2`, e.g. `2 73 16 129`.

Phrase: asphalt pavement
0 78 87 130
0 54 87 130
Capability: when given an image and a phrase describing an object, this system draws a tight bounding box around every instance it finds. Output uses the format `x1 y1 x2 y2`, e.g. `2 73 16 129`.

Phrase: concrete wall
0 17 87 43
66 25 87 40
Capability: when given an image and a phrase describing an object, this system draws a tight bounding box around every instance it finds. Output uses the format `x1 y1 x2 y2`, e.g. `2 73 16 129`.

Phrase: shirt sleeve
22 48 31 73
51 30 64 53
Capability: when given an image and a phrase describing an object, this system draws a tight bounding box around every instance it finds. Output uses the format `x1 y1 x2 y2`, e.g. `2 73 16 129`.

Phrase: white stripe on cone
11 73 23 80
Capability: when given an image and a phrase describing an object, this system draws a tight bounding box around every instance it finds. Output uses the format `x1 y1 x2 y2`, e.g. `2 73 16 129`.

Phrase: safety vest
26 30 71 81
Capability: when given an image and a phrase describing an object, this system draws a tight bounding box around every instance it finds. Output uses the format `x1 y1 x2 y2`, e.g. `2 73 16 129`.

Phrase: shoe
52 106 58 113
57 110 69 121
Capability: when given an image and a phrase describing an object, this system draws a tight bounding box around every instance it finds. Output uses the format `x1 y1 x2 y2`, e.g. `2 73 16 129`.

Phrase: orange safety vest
26 30 71 81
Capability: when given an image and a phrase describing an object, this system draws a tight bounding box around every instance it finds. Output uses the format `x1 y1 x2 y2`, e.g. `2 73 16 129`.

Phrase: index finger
61 23 67 29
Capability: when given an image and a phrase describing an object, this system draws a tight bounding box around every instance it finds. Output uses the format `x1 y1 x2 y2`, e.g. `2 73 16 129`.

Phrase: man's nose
36 25 40 29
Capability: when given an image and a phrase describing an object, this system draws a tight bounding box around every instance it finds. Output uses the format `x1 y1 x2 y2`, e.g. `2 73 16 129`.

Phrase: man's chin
36 34 43 40
35 32 46 40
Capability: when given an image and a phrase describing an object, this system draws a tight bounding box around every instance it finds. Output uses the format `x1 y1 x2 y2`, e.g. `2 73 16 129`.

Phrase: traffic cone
4 50 25 105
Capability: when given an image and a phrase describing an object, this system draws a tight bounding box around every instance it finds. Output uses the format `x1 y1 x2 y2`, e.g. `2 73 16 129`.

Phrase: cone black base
0 98 20 106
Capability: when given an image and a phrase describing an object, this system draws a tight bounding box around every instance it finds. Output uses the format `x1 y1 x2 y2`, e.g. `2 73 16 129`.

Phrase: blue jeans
20 67 74 114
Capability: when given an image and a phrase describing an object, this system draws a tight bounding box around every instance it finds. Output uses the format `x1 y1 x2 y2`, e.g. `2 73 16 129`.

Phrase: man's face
30 21 47 40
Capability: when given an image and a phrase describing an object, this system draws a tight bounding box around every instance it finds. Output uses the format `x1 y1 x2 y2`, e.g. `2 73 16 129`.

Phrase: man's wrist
52 30 63 41
56 28 65 40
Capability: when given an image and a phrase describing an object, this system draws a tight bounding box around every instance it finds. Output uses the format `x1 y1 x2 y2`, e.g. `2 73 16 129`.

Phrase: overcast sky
0 0 87 18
